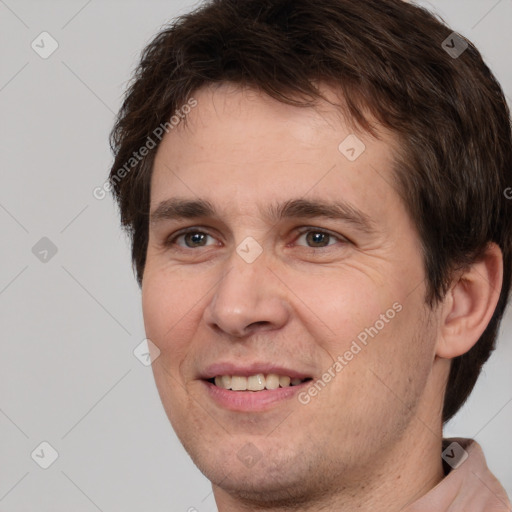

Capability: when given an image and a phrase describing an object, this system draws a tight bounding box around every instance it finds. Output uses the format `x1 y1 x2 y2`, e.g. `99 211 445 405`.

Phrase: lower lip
202 380 310 412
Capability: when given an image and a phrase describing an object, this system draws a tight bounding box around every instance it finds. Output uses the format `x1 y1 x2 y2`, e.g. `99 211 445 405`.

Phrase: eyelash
165 227 349 251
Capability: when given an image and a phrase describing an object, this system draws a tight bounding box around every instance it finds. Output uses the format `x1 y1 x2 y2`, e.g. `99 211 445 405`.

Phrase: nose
202 250 291 339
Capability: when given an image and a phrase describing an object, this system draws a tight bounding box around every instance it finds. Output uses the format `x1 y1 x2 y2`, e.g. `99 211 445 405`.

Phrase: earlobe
436 243 503 359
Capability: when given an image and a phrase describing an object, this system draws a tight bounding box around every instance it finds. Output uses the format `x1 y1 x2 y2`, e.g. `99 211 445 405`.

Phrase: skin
141 83 502 511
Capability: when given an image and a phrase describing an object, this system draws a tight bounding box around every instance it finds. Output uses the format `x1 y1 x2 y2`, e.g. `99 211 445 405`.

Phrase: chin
210 469 310 504
188 442 330 505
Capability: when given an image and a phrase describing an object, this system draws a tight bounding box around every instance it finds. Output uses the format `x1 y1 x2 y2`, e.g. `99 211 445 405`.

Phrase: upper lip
199 362 313 380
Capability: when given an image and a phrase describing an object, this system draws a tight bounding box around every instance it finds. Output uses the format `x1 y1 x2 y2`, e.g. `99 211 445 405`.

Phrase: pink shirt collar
405 438 511 511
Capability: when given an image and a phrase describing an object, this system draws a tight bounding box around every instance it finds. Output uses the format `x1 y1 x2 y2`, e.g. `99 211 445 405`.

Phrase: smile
208 374 312 391
202 376 313 412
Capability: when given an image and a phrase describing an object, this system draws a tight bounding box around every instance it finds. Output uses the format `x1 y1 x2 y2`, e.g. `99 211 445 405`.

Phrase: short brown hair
109 0 512 422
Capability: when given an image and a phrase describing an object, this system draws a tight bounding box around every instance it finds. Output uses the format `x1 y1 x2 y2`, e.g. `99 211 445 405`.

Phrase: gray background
1 0 511 510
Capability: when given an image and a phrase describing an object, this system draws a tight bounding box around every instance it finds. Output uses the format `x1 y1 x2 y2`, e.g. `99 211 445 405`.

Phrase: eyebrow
150 197 376 234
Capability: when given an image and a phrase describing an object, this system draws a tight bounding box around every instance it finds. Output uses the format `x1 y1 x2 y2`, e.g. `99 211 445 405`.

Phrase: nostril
245 321 272 334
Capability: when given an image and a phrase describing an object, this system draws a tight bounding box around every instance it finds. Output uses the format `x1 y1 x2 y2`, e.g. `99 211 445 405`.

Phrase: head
109 0 512 506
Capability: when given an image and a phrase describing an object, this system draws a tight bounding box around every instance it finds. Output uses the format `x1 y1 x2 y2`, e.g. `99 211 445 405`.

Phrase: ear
436 243 503 359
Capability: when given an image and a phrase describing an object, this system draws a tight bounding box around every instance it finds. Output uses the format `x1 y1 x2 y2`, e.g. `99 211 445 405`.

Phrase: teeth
214 375 231 389
247 374 265 391
279 376 291 387
265 374 280 390
212 374 307 391
231 376 247 391
221 375 232 388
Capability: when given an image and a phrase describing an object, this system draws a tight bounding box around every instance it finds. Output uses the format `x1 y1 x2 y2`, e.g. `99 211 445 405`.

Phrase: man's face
142 84 439 501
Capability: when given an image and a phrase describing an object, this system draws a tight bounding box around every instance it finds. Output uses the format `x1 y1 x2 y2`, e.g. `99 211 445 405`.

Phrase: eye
294 228 347 249
167 229 218 249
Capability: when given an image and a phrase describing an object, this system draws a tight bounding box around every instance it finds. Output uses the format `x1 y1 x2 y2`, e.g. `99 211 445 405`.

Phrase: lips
198 362 315 411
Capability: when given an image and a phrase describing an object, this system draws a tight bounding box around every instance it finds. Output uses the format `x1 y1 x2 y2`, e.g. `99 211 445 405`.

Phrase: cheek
290 268 401 350
307 272 432 403
311 302 434 447
353 299 434 408
142 274 198 427
141 271 200 362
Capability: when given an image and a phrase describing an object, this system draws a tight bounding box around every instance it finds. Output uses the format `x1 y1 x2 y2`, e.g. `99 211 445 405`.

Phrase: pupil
186 232 206 247
307 232 328 247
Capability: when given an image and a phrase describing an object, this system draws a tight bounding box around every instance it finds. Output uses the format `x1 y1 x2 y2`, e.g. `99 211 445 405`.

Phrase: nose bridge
203 246 289 337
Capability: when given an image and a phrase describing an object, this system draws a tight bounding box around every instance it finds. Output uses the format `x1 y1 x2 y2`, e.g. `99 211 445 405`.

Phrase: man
108 0 512 510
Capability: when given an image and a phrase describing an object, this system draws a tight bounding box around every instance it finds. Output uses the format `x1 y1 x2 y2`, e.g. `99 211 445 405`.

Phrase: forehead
150 83 402 223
